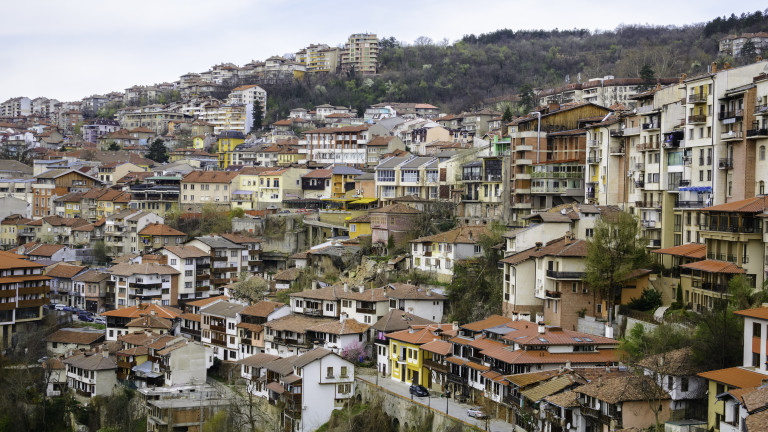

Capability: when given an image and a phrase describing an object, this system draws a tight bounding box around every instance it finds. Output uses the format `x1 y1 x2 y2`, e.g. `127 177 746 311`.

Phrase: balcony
688 94 707 104
303 308 322 316
623 126 641 136
721 131 743 141
718 110 743 120
673 200 704 208
688 115 707 124
587 139 601 147
701 282 729 292
423 359 448 373
637 141 659 151
356 307 376 314
700 223 761 234
515 144 533 151
636 201 660 209
609 129 624 137
747 128 768 138
210 324 226 332
636 104 657 114
683 156 692 166
587 156 601 164
634 162 645 171
642 220 657 228
609 145 625 155
647 239 661 248
546 270 585 279
642 122 660 130
515 158 533 165
718 158 734 169
634 180 645 188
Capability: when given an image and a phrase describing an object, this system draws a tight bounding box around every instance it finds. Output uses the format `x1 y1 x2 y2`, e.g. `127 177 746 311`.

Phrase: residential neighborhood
5 13 768 432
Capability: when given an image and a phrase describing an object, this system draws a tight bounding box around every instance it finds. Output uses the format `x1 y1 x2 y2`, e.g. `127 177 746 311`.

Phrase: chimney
537 321 545 334
408 327 416 334
150 309 156 316
757 56 764 62
102 344 109 358
565 231 574 244
426 289 432 297
358 285 364 293
343 283 349 293
679 73 687 84
452 321 458 331
406 280 412 285
339 312 347 323
711 62 718 73
311 280 318 290
724 62 731 70
512 313 518 321
548 102 560 112
535 241 543 250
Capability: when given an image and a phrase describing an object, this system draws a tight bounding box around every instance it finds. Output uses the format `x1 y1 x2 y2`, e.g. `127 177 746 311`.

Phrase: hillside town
5 29 768 432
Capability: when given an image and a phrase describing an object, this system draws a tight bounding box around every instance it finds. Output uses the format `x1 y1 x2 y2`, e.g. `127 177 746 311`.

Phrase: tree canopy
145 138 168 163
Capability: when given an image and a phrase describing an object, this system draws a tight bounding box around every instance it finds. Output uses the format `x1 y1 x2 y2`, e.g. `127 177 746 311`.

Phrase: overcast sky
1 1 765 102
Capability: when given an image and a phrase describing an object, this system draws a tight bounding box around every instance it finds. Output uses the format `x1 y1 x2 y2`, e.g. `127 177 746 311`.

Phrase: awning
232 190 253 195
132 360 163 378
349 198 378 204
321 198 355 202
679 186 712 192
267 381 285 394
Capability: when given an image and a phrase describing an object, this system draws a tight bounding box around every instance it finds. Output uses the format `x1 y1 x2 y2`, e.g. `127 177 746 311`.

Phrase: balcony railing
747 128 768 138
635 162 645 171
587 139 601 147
587 156 601 164
688 94 707 103
718 110 743 120
648 239 661 247
642 122 660 130
688 115 707 124
634 180 645 188
718 158 734 169
546 270 585 279
623 126 641 135
721 131 743 141
642 220 657 228
700 224 761 234
609 145 624 155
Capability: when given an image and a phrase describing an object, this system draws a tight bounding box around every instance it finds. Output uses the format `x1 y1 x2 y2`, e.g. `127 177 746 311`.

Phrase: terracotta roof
367 136 396 146
45 329 105 345
369 203 421 215
701 196 766 213
263 314 328 333
309 318 369 335
303 125 368 134
411 226 490 245
200 301 245 318
651 243 706 259
108 262 180 276
348 214 371 223
746 409 768 432
575 375 669 404
544 390 581 408
529 237 588 258
24 244 66 257
126 315 173 330
521 374 581 402
387 325 450 345
101 303 181 319
182 171 239 183
179 312 201 322
139 223 186 237
240 300 285 318
185 295 228 307
680 259 746 274
698 367 768 388
219 233 261 244
72 269 110 283
637 348 704 376
735 307 768 320
483 346 619 365
420 339 452 356
385 283 446 300
63 353 117 371
237 353 281 368
302 168 332 179
273 267 302 282
46 262 86 278
461 315 515 332
741 385 768 412
505 370 562 387
292 347 335 368
161 245 209 258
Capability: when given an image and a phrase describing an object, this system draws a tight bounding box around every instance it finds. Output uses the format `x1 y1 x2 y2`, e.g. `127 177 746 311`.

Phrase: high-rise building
340 33 379 75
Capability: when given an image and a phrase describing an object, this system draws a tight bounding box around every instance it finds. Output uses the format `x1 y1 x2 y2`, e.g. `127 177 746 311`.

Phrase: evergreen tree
252 100 263 131
145 138 168 163
502 106 513 122
740 39 758 62
638 64 656 92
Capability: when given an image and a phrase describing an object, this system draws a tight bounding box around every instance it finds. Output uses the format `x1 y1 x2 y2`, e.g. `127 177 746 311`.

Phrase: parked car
93 316 106 324
54 304 67 311
467 407 486 418
79 314 94 322
409 384 430 397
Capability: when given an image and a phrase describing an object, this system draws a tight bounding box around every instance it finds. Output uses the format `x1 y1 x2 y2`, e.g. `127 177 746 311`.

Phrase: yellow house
0 214 30 248
330 165 364 198
192 136 206 150
347 214 371 239
230 166 270 211
95 190 131 218
698 367 768 431
388 326 442 386
277 146 302 166
217 130 245 169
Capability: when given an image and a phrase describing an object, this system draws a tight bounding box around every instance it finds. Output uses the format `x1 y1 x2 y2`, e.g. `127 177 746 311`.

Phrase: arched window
761 146 766 161
760 181 765 195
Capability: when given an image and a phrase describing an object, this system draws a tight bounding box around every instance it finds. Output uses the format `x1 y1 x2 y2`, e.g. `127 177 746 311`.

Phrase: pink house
369 203 421 247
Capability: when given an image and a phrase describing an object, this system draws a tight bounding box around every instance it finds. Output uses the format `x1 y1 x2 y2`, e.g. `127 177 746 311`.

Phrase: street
356 370 512 432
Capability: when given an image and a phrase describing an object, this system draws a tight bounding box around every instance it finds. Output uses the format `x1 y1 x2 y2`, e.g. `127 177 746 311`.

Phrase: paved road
356 371 512 432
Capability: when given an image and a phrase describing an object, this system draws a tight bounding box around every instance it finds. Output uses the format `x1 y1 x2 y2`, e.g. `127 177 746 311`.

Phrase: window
327 367 334 378
667 376 674 390
474 245 481 254
754 323 762 338
572 283 577 293
681 377 689 392
585 228 594 237
340 366 348 377
185 270 193 277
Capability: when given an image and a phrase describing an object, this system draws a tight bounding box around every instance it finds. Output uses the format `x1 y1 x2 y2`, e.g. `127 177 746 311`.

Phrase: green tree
585 211 648 326
145 138 169 163
518 84 535 114
446 223 505 324
229 272 268 304
638 63 656 91
251 101 263 131
502 106 513 123
740 39 758 62
107 142 121 151
93 240 109 264
727 274 768 310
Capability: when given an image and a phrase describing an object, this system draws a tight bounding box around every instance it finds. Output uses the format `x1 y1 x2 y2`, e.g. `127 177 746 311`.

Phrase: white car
54 304 67 311
467 407 486 418
93 316 106 324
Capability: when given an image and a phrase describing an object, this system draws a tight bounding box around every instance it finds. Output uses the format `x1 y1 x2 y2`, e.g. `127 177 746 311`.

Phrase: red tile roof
698 367 768 388
652 243 707 258
680 259 746 274
701 196 766 213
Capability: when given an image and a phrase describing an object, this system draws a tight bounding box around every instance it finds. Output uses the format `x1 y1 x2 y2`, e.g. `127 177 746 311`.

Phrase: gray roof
200 301 246 318
264 357 295 375
374 117 406 131
236 353 280 367
194 235 244 249
354 172 375 181
0 160 32 175
401 157 437 169
125 211 155 222
376 156 411 170
331 165 364 176
63 352 117 371
371 309 436 332
291 348 334 368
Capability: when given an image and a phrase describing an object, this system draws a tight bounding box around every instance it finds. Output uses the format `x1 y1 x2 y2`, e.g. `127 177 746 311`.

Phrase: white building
409 225 490 282
107 262 180 308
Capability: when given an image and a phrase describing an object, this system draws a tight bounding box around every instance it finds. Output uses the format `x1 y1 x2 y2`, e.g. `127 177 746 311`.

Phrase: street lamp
530 111 541 164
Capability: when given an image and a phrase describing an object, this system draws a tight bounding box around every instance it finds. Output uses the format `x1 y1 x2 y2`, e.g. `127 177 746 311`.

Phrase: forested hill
261 10 768 119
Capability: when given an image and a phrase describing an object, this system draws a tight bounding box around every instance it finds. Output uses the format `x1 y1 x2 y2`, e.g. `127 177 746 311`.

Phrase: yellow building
330 165 364 198
347 214 371 239
388 326 442 386
217 131 245 169
230 166 270 211
0 214 29 248
95 190 131 218
277 147 302 166
192 136 206 150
